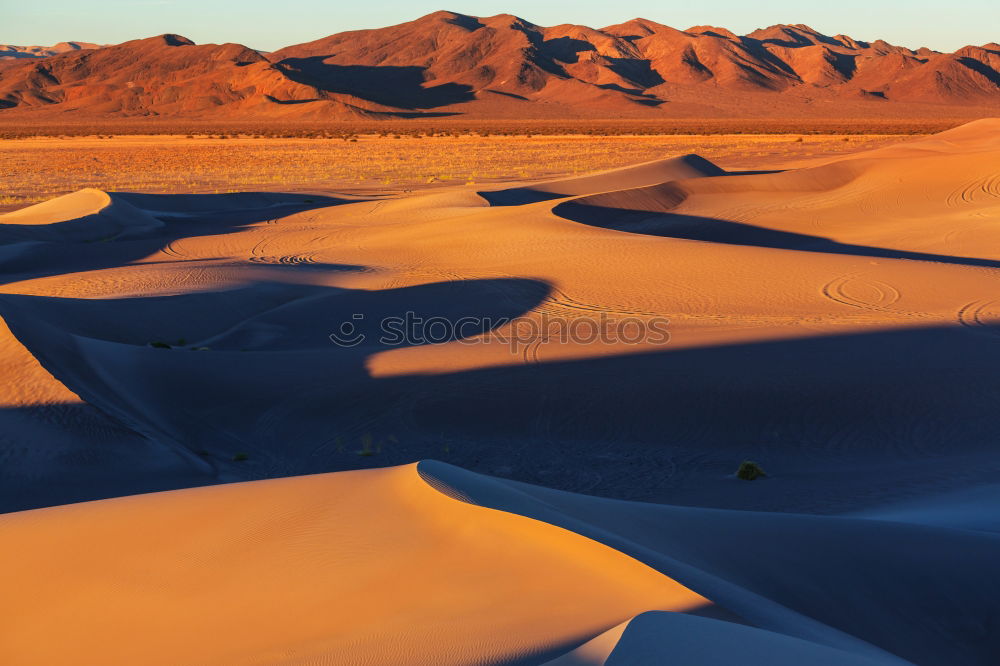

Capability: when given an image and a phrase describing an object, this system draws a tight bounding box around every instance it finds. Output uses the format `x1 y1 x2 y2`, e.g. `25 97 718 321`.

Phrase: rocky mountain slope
2 11 997 119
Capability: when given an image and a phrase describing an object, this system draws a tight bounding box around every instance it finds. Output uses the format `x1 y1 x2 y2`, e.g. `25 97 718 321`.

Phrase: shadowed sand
2 119 1000 664
0 464 709 665
3 461 997 664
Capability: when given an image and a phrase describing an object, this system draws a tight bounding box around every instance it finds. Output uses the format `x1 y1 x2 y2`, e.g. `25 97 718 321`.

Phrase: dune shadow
6 267 1000 517
0 401 215 514
0 275 553 513
7 183 1000 516
479 155 726 208
112 191 349 213
0 191 361 286
478 188 570 206
383 324 1000 452
725 169 786 176
554 199 1000 269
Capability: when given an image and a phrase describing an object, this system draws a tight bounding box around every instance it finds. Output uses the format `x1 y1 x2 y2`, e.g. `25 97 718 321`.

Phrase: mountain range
2 11 998 120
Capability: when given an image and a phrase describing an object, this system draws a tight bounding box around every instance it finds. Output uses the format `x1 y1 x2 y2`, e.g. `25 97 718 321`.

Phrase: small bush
356 433 375 456
149 341 172 349
736 460 766 481
232 452 249 462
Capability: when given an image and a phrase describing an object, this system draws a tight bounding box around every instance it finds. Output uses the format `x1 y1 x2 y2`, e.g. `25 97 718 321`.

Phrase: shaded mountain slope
1 12 998 119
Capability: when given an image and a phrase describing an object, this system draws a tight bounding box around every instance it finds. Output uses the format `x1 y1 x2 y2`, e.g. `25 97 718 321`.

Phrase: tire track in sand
821 272 929 318
248 234 322 267
946 173 1000 207
958 300 1000 338
160 239 187 259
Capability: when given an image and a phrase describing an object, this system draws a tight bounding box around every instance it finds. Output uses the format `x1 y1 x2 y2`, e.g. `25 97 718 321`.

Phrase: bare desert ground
0 132 916 212
2 119 1000 664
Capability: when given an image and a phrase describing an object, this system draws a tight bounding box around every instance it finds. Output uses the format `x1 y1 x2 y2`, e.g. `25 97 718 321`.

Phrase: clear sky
5 0 998 53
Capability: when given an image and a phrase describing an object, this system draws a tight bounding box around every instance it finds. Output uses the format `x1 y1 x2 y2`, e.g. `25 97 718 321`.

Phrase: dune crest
418 460 1000 665
5 460 996 664
0 463 708 665
0 188 163 242
545 612 893 665
480 153 723 205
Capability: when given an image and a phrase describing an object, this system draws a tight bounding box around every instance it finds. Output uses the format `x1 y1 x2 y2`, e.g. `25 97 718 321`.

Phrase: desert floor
1 121 999 664
0 132 915 211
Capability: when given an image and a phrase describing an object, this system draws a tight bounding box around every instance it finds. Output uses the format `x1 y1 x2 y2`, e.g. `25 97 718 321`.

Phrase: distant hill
1 12 998 120
0 41 105 59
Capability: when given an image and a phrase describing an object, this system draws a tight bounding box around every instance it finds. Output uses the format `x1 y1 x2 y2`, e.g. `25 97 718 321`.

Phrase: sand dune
545 612 893 666
4 460 996 664
0 188 163 242
558 122 1000 266
480 153 724 205
422 461 1000 665
2 120 1000 663
0 464 709 665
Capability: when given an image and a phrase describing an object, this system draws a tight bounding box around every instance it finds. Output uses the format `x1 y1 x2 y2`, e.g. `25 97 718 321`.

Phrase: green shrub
736 460 766 481
356 433 375 456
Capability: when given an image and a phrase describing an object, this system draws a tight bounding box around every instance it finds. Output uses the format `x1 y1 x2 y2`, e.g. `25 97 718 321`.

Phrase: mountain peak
603 18 682 38
686 25 738 39
415 10 483 30
161 34 195 46
481 13 537 30
748 24 840 47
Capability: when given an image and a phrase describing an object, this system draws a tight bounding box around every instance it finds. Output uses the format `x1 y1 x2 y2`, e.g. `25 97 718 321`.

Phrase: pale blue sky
5 0 997 52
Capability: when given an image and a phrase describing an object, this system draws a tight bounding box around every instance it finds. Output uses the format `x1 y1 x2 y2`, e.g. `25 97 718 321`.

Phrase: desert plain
0 128 922 211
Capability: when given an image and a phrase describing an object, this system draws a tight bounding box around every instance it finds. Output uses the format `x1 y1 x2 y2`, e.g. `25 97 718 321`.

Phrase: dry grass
0 133 917 212
0 118 961 139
